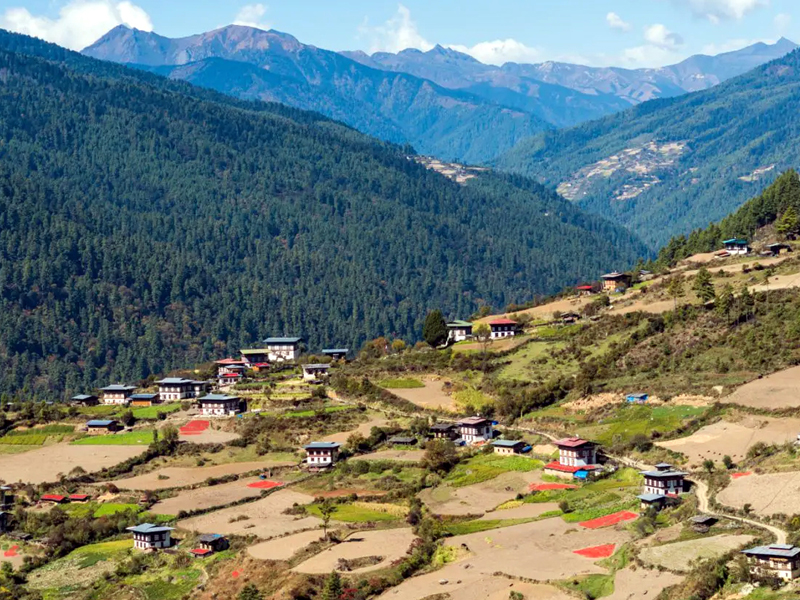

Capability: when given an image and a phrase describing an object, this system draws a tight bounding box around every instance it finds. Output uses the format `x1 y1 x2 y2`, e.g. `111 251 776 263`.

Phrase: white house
127 523 174 550
302 363 331 382
742 545 800 581
640 463 687 496
457 416 493 444
156 378 193 402
101 385 136 405
303 442 340 469
263 337 303 362
198 394 243 417
488 319 518 339
446 320 473 343
723 238 750 255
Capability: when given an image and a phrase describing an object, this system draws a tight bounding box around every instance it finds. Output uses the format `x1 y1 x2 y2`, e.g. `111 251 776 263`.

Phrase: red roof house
69 494 91 502
41 494 67 503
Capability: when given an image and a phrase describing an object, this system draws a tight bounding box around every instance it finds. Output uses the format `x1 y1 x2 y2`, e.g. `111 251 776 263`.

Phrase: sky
0 0 796 68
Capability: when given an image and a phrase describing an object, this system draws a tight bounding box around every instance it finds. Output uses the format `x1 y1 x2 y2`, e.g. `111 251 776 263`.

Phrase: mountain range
494 44 800 248
0 29 647 398
81 25 796 163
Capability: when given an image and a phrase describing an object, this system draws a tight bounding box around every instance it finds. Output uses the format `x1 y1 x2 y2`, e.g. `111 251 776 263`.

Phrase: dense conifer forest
0 31 647 399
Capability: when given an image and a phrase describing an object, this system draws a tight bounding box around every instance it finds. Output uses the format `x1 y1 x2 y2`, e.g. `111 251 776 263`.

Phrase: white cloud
644 24 684 49
606 12 632 32
670 0 768 22
0 0 152 50
234 4 270 30
449 39 541 65
774 12 792 35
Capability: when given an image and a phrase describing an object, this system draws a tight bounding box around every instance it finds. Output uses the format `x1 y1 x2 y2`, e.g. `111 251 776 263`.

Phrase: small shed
41 494 67 504
197 533 229 553
767 242 793 256
388 436 417 446
69 494 91 502
626 393 649 404
430 423 456 439
322 349 349 361
129 393 160 407
86 419 123 434
637 493 668 511
690 514 718 533
492 440 526 455
70 394 99 407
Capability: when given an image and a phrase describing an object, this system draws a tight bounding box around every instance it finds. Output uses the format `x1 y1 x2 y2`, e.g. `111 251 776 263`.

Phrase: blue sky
0 0 796 67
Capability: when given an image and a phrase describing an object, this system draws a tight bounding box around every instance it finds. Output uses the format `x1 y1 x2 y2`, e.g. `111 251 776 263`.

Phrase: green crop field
446 454 543 487
131 404 182 419
94 503 141 517
577 404 707 446
378 377 425 389
0 434 48 445
72 430 156 445
443 517 540 536
305 503 402 522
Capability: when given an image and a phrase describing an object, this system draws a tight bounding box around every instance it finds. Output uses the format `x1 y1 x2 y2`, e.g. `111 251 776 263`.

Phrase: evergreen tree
422 310 447 347
667 276 685 310
692 267 716 304
321 571 343 600
716 284 734 320
777 206 799 237
238 584 263 600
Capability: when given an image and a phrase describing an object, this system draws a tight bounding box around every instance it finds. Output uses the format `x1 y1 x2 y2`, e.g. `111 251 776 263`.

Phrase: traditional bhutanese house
263 337 304 362
302 363 331 382
303 442 340 470
457 416 493 445
156 378 194 401
723 238 750 255
217 372 243 387
388 435 417 446
488 319 518 340
189 381 210 398
240 349 272 368
601 272 631 292
576 284 595 296
69 494 91 502
322 348 349 361
493 439 526 455
742 545 800 581
446 320 473 343
101 385 136 405
545 437 600 480
195 533 229 554
626 393 649 404
767 242 793 256
70 394 99 407
430 423 457 440
544 462 602 480
129 393 160 407
640 463 687 496
215 358 247 376
86 419 123 434
198 394 244 417
127 523 174 551
40 494 67 504
637 493 668 511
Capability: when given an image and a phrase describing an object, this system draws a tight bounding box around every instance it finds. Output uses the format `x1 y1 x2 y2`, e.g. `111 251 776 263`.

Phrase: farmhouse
101 385 136 405
189 381 210 398
742 545 800 581
129 393 160 407
457 416 493 445
388 435 417 446
492 439 526 455
637 493 668 511
576 284 595 296
430 423 457 439
217 372 243 387
322 348 349 361
239 349 272 369
303 441 340 470
70 394 99 406
192 533 229 556
302 363 331 382
640 463 687 496
156 378 195 401
127 523 174 551
198 394 243 417
215 358 247 375
767 242 793 256
263 337 303 362
601 272 631 292
488 319 518 340
86 419 123 434
723 238 750 255
446 320 473 343
544 437 601 479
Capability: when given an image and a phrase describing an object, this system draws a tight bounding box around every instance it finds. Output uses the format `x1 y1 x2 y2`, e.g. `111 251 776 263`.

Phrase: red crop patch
247 480 284 490
529 483 577 491
731 472 752 479
573 543 615 558
4 545 19 557
179 420 210 434
579 511 638 529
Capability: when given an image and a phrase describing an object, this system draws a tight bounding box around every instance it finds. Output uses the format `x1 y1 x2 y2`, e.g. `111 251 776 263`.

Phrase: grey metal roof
199 394 240 401
263 337 302 344
129 393 158 400
303 364 331 369
86 420 116 427
322 348 349 354
742 545 800 559
157 378 191 385
101 384 136 392
127 523 174 534
431 423 455 430
641 470 687 478
304 442 340 450
71 394 97 400
198 533 225 542
637 493 666 502
493 440 524 447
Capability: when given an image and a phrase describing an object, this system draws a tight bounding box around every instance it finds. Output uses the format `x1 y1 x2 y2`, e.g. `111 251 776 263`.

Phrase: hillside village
3 188 800 600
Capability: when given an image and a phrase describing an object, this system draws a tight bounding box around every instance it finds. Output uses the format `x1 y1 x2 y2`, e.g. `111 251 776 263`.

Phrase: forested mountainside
346 37 796 106
495 47 800 249
0 31 648 399
81 25 551 164
657 170 800 264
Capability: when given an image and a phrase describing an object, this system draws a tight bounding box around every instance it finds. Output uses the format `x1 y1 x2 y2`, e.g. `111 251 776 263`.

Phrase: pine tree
716 284 734 320
667 276 685 310
422 310 447 347
692 267 716 304
238 584 263 600
321 571 343 600
777 206 799 238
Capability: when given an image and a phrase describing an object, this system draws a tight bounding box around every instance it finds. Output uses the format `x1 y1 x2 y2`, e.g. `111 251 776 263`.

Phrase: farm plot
113 460 294 490
384 379 458 411
321 417 390 445
178 489 319 539
656 416 800 465
248 530 328 561
478 502 560 520
357 450 425 462
72 430 155 445
149 477 268 515
0 443 143 484
639 534 755 572
725 366 800 409
378 572 572 600
718 471 800 516
419 471 544 516
27 539 132 595
292 528 417 574
605 567 683 600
